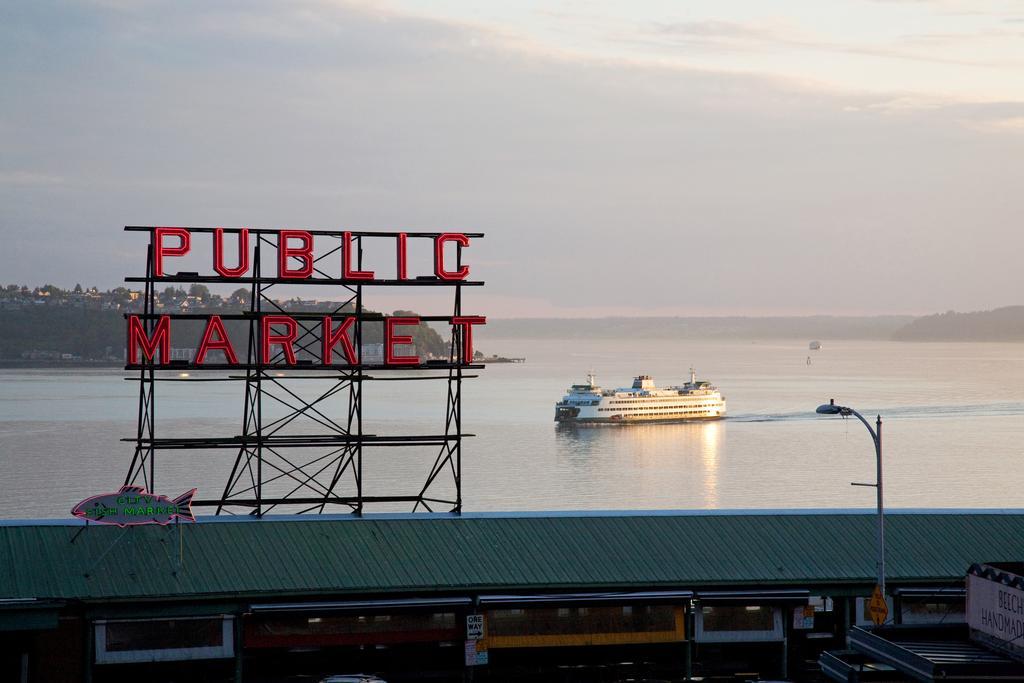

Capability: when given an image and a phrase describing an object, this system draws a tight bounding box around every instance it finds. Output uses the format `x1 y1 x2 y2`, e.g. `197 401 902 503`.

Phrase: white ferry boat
554 369 726 424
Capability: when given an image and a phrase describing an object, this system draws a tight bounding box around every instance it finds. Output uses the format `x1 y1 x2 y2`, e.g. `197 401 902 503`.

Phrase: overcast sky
2 0 1023 317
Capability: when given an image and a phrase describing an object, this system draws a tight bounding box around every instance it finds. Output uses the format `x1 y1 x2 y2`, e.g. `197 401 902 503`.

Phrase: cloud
0 171 65 186
639 19 1010 68
1 1 1023 316
963 115 1024 133
651 20 773 41
897 28 1024 47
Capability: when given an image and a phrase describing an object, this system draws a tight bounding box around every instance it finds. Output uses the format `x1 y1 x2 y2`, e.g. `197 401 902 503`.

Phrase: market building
4 508 1024 682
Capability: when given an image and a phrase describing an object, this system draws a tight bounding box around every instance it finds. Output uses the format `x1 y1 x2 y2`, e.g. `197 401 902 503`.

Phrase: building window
808 596 833 612
95 616 234 664
695 605 784 642
245 611 458 648
485 605 683 648
900 598 965 625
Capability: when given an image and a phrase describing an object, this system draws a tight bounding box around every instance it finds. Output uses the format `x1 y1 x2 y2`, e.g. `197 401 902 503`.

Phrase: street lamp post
816 398 885 596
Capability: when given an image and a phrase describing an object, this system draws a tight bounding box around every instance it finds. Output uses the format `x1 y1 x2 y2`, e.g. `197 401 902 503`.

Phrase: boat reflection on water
554 420 723 508
701 421 720 508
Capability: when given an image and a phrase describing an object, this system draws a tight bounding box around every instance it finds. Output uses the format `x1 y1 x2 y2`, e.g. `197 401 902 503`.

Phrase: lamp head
816 398 848 415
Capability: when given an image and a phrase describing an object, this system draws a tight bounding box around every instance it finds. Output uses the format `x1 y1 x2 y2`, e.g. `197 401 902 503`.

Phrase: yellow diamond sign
868 585 888 626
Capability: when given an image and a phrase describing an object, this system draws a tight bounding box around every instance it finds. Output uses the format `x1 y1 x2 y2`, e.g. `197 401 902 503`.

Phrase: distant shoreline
479 315 914 341
6 307 1024 371
479 308 1024 342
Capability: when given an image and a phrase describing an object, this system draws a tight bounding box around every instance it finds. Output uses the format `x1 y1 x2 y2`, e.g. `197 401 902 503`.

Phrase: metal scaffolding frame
122 227 483 516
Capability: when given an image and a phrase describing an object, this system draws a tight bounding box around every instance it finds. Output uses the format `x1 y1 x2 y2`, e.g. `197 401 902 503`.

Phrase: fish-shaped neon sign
71 485 196 527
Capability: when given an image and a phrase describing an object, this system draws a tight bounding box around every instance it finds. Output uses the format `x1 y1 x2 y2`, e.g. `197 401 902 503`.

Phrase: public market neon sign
153 228 471 281
126 227 486 368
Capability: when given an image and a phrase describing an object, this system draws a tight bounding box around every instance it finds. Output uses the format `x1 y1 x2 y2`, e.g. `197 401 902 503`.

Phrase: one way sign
466 614 484 640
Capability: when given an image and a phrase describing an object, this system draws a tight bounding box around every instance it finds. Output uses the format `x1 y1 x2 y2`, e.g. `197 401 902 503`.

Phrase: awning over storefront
477 590 693 607
891 587 965 599
0 599 60 632
249 597 473 613
695 589 809 606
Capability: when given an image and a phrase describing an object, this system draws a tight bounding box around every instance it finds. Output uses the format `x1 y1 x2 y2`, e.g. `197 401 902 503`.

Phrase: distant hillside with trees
891 306 1024 341
0 284 448 362
0 305 123 360
6 283 1024 360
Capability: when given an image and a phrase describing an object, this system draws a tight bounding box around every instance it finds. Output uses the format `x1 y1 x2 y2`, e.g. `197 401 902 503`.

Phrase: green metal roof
0 510 1020 604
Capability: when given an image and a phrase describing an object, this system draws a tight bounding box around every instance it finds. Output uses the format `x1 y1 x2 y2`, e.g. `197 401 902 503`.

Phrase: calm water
2 338 1024 518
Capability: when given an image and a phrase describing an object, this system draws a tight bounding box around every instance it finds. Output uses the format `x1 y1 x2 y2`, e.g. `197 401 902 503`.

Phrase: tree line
0 285 450 360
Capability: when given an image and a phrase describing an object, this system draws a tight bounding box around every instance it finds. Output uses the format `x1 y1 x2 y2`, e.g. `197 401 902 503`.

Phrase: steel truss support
124 246 157 492
125 228 479 517
414 242 465 512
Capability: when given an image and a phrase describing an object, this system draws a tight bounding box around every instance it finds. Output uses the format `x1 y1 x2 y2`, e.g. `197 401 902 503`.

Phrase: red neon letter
127 315 170 364
213 227 249 278
262 315 298 365
278 230 314 279
322 316 358 365
342 231 374 280
451 316 487 364
385 317 420 366
434 233 470 280
396 232 408 280
195 315 239 365
153 227 190 277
